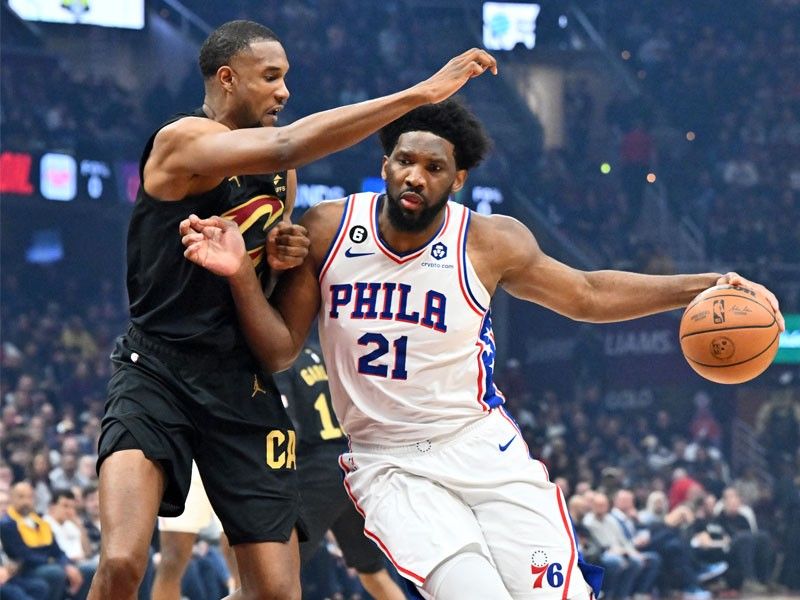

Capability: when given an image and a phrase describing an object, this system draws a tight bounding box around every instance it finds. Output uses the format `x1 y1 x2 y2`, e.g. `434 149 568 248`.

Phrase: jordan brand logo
252 374 267 397
499 435 516 452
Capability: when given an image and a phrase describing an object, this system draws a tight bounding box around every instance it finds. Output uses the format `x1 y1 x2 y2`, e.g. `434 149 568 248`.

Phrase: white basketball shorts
339 408 591 600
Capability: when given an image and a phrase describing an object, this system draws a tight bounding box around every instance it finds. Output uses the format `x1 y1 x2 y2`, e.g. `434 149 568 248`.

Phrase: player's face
228 40 290 128
381 131 466 233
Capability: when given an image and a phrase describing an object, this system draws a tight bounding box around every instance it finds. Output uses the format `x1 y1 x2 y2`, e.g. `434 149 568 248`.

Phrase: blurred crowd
539 1 799 309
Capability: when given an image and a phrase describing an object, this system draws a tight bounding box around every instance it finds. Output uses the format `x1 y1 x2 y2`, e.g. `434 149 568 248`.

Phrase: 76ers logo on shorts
531 551 564 590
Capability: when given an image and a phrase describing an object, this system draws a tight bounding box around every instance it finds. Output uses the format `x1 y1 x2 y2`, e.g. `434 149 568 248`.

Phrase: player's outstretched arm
473 214 784 328
153 48 497 190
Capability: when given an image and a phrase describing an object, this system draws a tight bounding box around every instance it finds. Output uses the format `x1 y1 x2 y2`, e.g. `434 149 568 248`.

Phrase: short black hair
199 20 281 79
51 489 75 504
379 97 492 170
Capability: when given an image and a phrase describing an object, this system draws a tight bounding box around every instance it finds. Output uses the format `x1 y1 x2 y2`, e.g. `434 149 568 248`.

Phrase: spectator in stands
1 485 50 600
0 482 83 600
48 452 87 491
583 491 660 600
79 487 101 566
714 487 774 593
616 489 724 599
43 489 94 598
26 453 52 517
668 468 704 509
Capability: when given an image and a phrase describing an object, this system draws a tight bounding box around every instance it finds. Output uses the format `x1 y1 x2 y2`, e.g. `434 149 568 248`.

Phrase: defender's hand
716 271 785 331
416 48 498 104
180 214 248 278
267 222 310 271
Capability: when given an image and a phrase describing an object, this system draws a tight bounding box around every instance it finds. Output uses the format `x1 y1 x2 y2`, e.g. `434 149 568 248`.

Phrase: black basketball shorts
98 325 305 545
298 444 385 574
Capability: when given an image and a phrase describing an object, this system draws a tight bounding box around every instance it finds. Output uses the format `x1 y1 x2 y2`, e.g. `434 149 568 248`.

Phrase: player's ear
380 156 389 180
451 169 468 193
218 66 234 92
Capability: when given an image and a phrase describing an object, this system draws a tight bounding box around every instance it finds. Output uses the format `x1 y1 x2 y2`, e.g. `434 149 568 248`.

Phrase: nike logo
344 247 375 258
499 435 516 452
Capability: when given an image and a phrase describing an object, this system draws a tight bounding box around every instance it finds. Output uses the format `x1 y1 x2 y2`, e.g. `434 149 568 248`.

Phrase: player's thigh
234 529 301 598
330 499 385 574
97 448 164 564
471 472 589 600
455 411 589 599
342 452 491 585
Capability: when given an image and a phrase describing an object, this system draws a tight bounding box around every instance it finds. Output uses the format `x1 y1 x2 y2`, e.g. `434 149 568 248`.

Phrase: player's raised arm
472 213 784 327
152 48 497 192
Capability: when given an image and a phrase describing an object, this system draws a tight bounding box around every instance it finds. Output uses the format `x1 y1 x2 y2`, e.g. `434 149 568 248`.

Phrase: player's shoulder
153 116 229 148
466 210 539 273
300 198 348 262
467 210 530 245
301 198 347 229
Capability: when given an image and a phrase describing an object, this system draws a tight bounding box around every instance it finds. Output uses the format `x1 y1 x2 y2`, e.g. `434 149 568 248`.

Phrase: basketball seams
679 320 777 340
683 331 780 368
684 293 775 318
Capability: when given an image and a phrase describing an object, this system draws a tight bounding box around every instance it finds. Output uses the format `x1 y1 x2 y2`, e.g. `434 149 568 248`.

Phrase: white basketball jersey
318 192 505 444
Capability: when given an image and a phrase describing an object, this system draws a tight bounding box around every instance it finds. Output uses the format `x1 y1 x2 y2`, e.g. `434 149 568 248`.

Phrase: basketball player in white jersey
179 98 784 600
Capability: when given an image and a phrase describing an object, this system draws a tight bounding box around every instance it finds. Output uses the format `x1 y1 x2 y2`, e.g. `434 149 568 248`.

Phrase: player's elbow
261 341 303 374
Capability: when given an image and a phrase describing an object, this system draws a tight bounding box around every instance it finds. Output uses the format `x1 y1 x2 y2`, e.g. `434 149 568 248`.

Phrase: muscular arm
470 214 779 323
147 49 497 199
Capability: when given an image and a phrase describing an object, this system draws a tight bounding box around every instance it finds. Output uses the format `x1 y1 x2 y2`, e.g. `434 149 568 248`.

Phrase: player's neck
202 100 237 130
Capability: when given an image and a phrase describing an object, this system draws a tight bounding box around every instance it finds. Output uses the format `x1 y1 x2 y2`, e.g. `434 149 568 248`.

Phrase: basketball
679 285 780 384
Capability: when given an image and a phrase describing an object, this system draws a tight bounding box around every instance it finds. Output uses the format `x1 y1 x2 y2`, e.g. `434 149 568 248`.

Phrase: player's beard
384 187 451 233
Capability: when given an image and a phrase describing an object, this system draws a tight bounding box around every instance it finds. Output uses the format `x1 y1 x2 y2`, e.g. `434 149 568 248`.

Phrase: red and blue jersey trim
318 195 355 281
369 194 451 264
457 208 487 316
474 311 506 411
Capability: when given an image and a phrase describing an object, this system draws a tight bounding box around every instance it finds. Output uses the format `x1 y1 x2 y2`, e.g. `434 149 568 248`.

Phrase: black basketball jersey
126 109 288 353
275 346 346 448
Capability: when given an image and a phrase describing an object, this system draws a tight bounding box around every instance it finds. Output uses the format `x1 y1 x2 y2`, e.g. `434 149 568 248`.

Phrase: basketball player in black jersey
276 345 406 600
88 19 497 600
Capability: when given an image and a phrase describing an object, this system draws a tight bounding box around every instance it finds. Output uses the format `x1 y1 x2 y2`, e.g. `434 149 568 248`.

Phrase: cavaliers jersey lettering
276 346 344 446
127 109 286 352
317 193 505 444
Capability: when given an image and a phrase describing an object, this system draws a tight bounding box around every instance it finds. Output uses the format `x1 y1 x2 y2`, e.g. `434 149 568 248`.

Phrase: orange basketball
679 284 780 384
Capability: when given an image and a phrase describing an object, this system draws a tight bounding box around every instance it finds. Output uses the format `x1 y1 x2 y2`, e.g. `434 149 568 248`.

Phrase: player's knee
97 552 147 591
423 549 512 600
156 548 190 579
242 576 300 600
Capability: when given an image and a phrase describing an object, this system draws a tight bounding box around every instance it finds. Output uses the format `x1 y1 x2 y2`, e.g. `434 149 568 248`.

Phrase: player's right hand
180 214 248 277
417 48 498 104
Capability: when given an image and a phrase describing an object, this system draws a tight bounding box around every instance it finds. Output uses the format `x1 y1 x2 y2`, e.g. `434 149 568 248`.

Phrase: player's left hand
267 221 310 271
716 272 785 331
